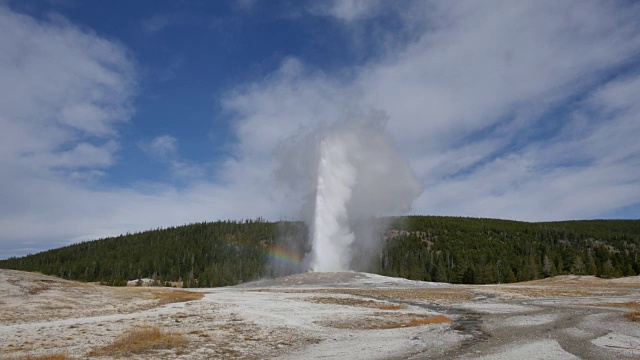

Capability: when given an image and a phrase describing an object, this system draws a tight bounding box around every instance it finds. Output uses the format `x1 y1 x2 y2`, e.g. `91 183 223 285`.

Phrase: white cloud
2 1 640 258
0 6 136 256
361 1 640 148
220 0 640 222
412 65 640 220
0 6 134 174
310 0 384 22
140 135 178 160
59 103 114 135
139 135 207 181
0 6 275 258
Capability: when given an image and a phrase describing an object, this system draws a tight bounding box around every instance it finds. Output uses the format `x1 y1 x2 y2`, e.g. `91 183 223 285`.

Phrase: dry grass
520 276 640 289
151 289 204 303
486 285 630 298
333 288 473 304
321 312 452 330
88 325 187 357
405 314 452 327
626 311 640 322
26 284 51 296
308 296 406 310
257 288 474 304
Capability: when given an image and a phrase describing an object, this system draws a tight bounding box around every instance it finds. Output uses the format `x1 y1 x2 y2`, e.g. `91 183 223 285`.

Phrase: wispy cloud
309 0 384 22
140 135 178 160
139 135 205 180
141 12 208 35
232 0 258 12
141 13 180 34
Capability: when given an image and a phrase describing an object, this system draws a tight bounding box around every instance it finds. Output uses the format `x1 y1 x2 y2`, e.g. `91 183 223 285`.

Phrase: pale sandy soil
1 269 639 359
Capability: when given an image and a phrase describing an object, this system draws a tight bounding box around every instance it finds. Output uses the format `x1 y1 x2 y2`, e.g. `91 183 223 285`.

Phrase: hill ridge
0 216 638 287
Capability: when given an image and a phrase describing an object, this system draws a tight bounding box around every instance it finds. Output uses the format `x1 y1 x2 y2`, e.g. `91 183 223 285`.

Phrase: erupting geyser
276 114 423 272
312 138 356 271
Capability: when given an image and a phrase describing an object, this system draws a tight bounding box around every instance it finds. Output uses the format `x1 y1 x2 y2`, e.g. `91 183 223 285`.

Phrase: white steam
312 138 356 271
276 114 423 272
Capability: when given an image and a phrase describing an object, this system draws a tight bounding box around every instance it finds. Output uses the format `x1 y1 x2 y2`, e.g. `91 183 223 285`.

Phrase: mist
275 113 423 272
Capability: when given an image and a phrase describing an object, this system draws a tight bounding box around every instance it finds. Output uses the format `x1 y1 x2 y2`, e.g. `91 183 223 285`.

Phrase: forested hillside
0 217 638 287
379 217 639 283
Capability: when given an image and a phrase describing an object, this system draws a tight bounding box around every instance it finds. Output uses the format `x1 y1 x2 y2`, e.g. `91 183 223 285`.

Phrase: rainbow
264 244 303 267
217 236 303 269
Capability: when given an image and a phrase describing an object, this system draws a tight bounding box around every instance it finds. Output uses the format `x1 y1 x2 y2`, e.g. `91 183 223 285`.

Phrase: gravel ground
1 269 639 359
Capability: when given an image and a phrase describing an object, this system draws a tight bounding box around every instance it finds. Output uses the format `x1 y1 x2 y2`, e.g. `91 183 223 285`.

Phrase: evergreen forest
0 216 638 287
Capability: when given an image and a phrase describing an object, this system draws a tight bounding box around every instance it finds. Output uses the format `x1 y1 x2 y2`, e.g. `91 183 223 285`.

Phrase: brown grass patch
151 289 204 303
488 286 629 298
308 296 405 310
330 288 473 304
320 312 452 330
267 288 472 305
26 282 52 296
405 314 452 327
626 311 640 322
88 325 187 357
519 276 640 289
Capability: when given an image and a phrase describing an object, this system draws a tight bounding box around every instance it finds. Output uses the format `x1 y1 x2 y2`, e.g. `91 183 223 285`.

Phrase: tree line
375 217 639 283
0 216 638 286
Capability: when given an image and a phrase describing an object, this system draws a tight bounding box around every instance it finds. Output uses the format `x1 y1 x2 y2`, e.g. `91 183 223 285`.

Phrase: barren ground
1 269 639 359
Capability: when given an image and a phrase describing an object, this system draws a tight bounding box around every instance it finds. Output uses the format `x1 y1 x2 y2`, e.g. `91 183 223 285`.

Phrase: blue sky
1 0 639 259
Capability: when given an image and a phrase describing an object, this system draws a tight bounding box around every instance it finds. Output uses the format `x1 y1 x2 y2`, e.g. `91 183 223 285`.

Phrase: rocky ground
1 269 639 359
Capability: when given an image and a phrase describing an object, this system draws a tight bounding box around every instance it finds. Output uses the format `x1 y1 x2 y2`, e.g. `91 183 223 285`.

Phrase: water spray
311 139 356 271
276 114 423 272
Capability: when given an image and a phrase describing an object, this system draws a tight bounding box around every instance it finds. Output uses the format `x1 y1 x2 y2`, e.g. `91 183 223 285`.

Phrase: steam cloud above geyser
276 114 423 272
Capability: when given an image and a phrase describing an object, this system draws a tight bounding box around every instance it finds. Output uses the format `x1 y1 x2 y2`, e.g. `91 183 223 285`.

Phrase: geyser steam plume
276 114 423 272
